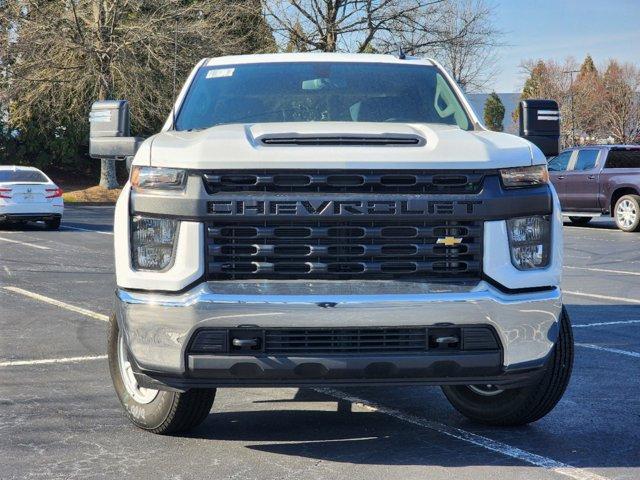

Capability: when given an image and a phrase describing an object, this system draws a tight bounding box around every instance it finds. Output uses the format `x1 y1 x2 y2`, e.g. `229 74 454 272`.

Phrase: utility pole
564 69 580 146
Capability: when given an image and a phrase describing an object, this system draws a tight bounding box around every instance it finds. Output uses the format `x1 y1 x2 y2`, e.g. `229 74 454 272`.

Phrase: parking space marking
565 266 640 277
576 343 640 359
564 291 640 304
3 286 109 322
0 355 107 368
573 319 640 328
62 226 113 235
316 388 609 480
0 236 50 250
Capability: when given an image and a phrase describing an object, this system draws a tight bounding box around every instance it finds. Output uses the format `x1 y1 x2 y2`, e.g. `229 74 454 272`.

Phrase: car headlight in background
506 215 551 270
500 165 549 188
131 216 179 270
131 166 186 191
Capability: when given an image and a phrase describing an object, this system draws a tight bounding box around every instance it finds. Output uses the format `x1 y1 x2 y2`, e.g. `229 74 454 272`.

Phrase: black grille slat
203 169 485 194
265 328 427 354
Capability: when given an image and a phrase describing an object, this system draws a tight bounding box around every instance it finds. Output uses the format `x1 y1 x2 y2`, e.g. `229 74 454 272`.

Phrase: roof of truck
204 52 435 67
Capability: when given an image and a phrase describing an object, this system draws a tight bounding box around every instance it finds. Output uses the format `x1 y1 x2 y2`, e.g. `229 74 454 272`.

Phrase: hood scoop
259 134 424 146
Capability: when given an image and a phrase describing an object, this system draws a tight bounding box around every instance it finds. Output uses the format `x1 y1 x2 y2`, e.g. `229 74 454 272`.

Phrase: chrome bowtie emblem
436 236 462 247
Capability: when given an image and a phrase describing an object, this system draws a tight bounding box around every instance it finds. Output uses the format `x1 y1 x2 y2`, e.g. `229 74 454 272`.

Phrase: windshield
175 62 471 131
0 170 48 182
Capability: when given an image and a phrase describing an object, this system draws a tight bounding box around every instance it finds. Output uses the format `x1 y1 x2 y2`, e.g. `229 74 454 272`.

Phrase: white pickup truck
90 53 572 435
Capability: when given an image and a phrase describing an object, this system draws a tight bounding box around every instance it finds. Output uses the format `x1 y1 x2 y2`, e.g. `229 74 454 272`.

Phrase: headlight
131 166 186 191
500 165 549 188
131 216 179 270
506 215 551 270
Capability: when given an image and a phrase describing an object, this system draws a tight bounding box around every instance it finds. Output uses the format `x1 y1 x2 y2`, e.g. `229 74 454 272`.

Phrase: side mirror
89 100 144 160
518 99 560 157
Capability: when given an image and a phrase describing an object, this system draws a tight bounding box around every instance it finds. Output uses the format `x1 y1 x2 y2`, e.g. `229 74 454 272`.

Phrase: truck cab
90 53 572 434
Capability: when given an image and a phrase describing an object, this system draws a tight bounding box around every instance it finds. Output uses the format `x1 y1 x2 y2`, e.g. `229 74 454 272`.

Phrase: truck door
563 148 601 211
548 150 573 208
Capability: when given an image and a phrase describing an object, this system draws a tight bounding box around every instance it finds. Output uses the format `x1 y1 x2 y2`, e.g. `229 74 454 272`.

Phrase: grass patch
62 186 122 204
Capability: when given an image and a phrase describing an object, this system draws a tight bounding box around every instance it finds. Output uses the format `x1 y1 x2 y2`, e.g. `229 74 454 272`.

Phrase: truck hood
141 122 534 170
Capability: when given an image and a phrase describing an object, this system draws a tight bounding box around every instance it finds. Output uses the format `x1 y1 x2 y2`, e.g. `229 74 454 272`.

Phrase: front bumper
0 213 62 222
115 280 562 390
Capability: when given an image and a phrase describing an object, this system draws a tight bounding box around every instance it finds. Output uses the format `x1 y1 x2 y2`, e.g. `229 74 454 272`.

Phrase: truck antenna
172 18 178 130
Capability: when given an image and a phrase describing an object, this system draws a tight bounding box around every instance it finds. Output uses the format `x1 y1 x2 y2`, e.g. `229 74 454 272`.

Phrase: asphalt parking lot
1 205 639 480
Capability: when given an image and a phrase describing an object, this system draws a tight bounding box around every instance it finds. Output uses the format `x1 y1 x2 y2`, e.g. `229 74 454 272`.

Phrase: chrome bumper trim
116 280 562 375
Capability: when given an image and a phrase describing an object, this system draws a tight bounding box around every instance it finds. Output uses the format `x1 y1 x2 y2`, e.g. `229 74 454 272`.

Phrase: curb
64 202 117 206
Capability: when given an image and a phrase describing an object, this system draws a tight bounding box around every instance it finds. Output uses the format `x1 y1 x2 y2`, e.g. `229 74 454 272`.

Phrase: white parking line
564 291 640 304
565 266 640 277
0 236 50 250
62 226 113 235
0 355 107 367
573 319 640 328
576 343 640 359
2 286 109 322
315 388 609 480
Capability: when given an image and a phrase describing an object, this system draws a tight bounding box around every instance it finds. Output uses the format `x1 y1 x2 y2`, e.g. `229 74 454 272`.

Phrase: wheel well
610 188 639 216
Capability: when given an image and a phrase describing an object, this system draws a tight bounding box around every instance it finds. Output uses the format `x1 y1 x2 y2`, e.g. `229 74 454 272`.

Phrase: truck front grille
206 219 482 280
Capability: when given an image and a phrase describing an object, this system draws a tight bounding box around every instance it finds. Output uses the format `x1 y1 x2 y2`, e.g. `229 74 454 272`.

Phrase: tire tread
442 306 573 426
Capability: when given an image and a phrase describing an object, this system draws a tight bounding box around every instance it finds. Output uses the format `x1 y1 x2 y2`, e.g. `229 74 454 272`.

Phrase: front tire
442 306 573 426
614 194 640 232
108 313 216 434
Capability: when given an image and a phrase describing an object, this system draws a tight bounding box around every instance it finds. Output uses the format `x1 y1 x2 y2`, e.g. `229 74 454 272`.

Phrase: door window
572 149 599 171
548 151 571 171
605 149 640 168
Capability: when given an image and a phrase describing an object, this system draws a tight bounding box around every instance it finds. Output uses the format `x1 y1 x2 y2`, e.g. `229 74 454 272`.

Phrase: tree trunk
95 0 119 190
99 159 119 189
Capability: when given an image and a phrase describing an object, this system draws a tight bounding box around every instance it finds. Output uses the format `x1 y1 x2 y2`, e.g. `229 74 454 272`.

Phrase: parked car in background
548 145 640 232
0 166 64 230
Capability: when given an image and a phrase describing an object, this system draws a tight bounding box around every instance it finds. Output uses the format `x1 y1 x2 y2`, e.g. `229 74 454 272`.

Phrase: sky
489 0 640 92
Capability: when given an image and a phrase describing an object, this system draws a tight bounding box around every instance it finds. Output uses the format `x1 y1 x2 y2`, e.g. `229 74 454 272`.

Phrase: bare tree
4 0 274 188
602 60 640 144
517 56 640 146
264 0 421 53
263 0 502 91
416 0 502 91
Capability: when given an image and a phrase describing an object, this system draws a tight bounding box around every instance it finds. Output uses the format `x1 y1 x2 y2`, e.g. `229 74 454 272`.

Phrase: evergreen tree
484 92 505 131
512 60 549 123
285 21 308 52
574 54 602 138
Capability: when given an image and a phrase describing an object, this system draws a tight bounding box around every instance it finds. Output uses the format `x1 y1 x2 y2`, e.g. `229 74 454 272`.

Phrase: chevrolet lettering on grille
208 199 482 216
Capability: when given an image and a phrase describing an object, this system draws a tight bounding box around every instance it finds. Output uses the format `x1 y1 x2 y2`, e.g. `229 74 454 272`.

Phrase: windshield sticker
206 68 235 79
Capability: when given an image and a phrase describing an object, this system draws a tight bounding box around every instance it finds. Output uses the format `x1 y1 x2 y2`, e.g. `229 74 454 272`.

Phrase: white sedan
0 166 64 230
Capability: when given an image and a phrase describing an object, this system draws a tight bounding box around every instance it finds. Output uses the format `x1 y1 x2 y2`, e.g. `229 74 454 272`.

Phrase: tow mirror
89 100 143 160
518 99 560 157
